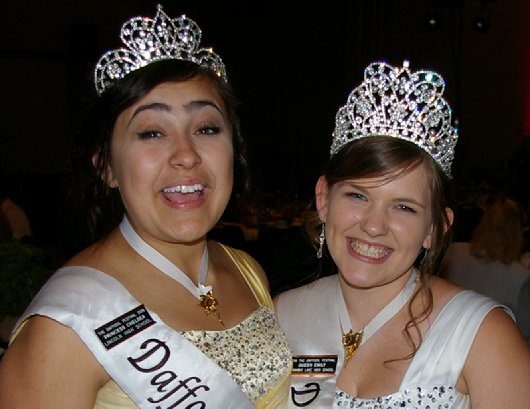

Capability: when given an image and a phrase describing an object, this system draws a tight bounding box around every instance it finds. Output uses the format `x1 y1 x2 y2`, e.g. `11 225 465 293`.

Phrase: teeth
351 240 390 259
163 184 204 193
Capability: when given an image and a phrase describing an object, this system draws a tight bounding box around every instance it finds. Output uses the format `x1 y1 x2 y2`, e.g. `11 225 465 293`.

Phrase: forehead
112 76 229 137
136 76 225 109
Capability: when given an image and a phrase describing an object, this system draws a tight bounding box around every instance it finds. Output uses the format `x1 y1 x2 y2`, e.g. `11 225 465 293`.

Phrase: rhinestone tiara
94 4 227 95
331 61 458 176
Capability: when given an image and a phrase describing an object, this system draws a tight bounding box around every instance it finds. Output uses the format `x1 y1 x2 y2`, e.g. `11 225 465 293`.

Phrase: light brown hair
306 135 455 361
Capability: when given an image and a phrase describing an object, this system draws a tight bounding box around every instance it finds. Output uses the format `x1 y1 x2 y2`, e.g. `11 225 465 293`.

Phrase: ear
315 176 329 223
444 207 454 232
92 153 118 188
422 224 434 250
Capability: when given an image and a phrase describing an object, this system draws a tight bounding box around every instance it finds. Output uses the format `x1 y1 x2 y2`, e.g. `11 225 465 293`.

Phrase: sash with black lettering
17 266 254 408
275 275 346 408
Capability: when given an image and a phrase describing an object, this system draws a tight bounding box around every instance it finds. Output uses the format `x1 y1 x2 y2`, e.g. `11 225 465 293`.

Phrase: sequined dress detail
332 290 512 409
276 274 513 409
183 306 291 404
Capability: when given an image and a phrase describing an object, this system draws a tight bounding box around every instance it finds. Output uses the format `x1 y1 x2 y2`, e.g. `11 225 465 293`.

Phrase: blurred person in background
0 169 31 241
441 196 530 344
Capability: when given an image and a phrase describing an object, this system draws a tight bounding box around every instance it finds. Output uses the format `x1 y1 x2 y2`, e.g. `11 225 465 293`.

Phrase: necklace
119 217 224 326
338 270 418 365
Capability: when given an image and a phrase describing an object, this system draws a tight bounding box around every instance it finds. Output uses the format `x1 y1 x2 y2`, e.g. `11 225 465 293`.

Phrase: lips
161 183 205 205
348 238 392 262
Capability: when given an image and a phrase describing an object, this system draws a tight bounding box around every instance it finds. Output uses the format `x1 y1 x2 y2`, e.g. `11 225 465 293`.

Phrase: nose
359 205 389 237
168 135 201 169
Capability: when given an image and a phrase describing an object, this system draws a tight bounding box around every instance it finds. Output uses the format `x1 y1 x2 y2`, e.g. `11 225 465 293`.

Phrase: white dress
276 275 513 409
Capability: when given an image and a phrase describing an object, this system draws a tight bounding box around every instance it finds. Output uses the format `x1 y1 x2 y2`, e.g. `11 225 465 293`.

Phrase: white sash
276 272 417 408
276 276 343 407
17 266 254 408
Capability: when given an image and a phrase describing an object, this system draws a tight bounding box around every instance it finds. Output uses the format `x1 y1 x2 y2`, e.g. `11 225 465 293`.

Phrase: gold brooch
199 290 224 326
342 329 364 365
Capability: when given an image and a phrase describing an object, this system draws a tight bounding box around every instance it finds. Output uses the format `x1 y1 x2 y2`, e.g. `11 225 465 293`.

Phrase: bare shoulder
430 275 530 405
0 315 108 408
429 275 463 308
462 306 530 406
467 306 530 361
430 275 462 294
64 231 118 268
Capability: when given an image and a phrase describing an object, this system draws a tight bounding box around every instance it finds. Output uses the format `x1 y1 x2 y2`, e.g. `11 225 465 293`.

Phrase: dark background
1 0 530 267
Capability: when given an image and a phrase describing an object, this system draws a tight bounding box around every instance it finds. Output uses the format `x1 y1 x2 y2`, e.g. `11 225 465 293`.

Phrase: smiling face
104 75 234 245
316 164 434 289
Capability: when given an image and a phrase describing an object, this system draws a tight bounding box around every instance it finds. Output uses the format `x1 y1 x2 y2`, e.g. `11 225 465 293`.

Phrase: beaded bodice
334 386 461 408
183 306 292 404
276 275 512 409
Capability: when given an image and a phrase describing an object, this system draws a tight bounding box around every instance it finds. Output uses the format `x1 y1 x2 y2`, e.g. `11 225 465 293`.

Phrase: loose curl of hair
305 136 455 362
67 60 250 244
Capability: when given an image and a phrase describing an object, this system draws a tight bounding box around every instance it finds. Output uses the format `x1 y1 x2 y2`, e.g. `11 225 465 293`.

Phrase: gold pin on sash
342 328 364 365
199 290 224 326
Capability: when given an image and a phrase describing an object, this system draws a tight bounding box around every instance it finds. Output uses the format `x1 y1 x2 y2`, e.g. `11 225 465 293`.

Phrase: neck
338 269 415 327
118 218 208 284
152 239 208 278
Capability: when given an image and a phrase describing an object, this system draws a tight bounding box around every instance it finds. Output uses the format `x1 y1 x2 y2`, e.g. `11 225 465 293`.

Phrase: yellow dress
14 244 292 408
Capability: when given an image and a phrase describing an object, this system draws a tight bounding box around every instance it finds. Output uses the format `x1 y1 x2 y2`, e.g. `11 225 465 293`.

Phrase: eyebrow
184 99 223 115
393 197 427 209
128 99 223 126
344 182 427 209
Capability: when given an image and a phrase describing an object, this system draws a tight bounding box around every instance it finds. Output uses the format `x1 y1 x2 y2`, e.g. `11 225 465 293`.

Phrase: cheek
111 147 160 188
220 159 235 192
403 219 433 250
208 144 234 179
326 201 358 230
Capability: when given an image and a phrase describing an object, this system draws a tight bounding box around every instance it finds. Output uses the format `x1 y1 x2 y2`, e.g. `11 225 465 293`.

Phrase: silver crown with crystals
331 61 458 176
94 4 227 95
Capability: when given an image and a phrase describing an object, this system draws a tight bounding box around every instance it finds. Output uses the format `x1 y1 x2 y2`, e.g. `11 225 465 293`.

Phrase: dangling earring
317 224 325 259
418 247 429 267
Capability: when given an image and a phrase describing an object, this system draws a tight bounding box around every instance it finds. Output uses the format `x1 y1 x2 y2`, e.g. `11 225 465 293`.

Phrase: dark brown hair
67 60 249 244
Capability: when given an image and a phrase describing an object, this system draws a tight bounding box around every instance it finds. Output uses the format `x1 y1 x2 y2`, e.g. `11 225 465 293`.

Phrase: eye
396 204 417 213
346 191 367 201
196 124 222 136
136 130 164 140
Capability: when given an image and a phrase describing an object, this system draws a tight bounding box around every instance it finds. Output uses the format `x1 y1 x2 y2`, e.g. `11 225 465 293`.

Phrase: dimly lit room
1 1 529 404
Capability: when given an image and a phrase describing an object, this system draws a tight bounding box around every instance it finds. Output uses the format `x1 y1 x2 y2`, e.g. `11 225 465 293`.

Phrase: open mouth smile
162 184 204 194
349 238 392 260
